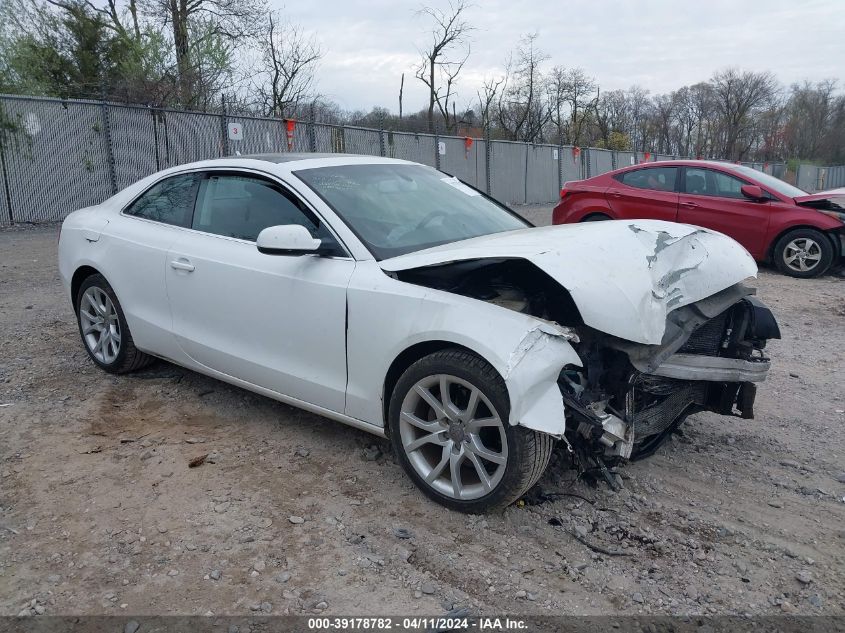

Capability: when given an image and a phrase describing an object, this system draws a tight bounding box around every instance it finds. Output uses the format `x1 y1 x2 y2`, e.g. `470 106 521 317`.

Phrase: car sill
149 352 387 438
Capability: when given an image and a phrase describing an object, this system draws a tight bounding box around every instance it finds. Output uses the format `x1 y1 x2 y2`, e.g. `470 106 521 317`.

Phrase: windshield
294 164 529 259
731 165 807 198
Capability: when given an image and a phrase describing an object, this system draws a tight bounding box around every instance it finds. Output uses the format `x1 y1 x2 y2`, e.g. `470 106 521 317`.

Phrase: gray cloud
276 0 845 112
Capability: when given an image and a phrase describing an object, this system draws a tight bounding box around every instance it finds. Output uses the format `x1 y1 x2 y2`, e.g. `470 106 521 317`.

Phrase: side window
710 170 746 199
685 168 747 199
192 173 340 248
125 174 199 227
618 167 677 192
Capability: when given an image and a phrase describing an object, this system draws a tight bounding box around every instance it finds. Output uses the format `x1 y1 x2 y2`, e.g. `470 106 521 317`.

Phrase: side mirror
256 225 321 255
741 184 766 201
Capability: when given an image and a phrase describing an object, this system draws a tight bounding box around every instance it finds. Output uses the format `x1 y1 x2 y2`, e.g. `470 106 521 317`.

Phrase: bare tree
594 89 631 149
496 34 550 142
625 85 651 151
255 12 321 118
141 0 265 106
550 66 598 145
46 0 142 40
414 0 473 133
652 92 675 153
783 80 837 159
398 72 404 120
710 68 778 160
476 74 504 133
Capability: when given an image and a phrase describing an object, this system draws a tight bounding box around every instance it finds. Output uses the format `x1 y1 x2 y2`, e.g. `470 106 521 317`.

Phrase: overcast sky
272 0 845 113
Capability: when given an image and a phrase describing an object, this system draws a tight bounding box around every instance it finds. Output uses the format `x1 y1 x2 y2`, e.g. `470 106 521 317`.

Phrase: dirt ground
1 208 844 618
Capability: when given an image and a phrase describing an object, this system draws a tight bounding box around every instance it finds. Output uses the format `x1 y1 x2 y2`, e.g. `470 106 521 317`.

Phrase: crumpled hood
380 219 757 345
793 187 845 206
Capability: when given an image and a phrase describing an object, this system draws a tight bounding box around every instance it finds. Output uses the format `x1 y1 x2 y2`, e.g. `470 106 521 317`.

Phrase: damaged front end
559 283 780 466
381 220 780 473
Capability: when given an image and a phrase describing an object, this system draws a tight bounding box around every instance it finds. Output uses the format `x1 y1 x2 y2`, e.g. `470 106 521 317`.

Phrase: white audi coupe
58 154 780 512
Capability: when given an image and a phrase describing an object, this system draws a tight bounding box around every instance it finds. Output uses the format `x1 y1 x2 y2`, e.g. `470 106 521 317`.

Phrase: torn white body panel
503 323 581 436
343 261 581 435
380 220 758 345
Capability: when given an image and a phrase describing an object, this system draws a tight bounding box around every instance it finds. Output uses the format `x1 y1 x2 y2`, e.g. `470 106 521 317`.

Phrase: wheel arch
71 265 105 309
766 224 839 262
580 211 614 221
382 340 498 435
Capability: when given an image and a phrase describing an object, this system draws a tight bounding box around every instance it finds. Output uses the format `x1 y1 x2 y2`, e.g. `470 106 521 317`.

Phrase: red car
552 160 845 278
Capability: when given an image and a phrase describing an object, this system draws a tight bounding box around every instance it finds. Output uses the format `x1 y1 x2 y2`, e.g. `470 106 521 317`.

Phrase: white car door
106 172 200 357
165 171 355 413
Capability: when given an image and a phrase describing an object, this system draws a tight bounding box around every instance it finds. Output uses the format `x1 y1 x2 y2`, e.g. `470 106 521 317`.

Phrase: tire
388 348 554 513
76 273 154 374
581 213 611 222
773 228 834 278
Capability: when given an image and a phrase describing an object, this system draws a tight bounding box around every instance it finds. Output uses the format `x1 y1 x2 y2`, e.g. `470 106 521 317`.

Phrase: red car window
617 167 678 192
685 168 748 199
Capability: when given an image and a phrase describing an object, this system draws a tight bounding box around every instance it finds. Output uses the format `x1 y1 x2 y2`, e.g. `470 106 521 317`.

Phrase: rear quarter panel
552 183 612 224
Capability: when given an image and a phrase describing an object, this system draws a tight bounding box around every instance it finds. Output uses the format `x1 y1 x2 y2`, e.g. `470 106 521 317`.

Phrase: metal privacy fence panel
387 131 436 167
0 97 114 222
159 110 224 167
108 106 159 190
227 117 288 155
439 136 484 190
654 154 674 162
525 145 559 204
797 164 821 192
561 147 582 183
490 141 528 205
342 126 381 157
2 94 844 224
770 163 786 179
825 165 845 189
311 123 341 153
616 151 636 169
0 162 10 224
589 148 614 176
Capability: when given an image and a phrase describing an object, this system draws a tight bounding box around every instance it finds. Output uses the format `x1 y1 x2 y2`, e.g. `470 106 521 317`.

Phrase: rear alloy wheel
389 349 554 512
773 228 834 278
76 274 153 374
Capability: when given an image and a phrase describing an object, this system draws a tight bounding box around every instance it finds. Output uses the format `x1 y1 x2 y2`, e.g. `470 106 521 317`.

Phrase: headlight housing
817 209 845 223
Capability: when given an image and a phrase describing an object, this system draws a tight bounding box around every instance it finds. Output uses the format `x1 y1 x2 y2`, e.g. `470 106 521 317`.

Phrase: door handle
170 259 195 272
608 190 623 198
680 201 698 208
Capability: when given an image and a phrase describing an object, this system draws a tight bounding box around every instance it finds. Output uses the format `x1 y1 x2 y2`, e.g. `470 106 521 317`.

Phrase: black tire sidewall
76 274 132 373
388 350 530 513
773 228 834 278
581 213 611 222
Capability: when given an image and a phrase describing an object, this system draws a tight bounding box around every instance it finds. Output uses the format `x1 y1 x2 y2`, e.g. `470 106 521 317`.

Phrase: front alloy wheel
773 228 834 278
399 374 508 501
389 348 554 512
782 237 822 274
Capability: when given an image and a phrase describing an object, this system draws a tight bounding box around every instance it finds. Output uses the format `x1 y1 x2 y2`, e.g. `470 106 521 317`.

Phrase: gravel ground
1 209 844 618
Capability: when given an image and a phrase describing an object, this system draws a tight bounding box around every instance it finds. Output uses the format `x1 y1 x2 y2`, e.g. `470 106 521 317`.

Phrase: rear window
125 174 199 227
616 167 678 192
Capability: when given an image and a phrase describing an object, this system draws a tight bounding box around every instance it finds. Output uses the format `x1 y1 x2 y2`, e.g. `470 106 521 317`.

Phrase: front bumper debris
648 353 771 382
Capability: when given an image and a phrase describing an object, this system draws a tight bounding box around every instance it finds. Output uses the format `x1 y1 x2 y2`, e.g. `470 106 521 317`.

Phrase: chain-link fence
0 93 842 224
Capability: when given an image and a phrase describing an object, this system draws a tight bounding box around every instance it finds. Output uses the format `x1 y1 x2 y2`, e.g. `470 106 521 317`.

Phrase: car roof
151 154 419 179
241 152 362 163
614 159 749 172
